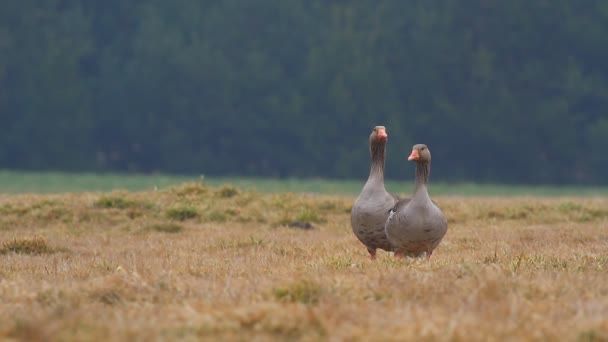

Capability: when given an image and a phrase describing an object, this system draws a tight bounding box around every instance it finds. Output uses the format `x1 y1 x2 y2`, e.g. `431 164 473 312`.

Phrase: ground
0 182 607 341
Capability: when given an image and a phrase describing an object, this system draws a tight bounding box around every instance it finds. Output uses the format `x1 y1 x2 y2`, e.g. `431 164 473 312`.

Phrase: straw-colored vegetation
0 182 607 341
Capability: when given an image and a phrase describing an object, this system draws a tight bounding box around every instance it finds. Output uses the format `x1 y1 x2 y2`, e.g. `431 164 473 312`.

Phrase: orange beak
408 149 420 161
376 128 387 141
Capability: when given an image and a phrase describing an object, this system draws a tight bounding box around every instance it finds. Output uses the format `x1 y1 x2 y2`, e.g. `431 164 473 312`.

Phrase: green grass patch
578 329 607 342
295 209 326 224
215 184 240 198
204 211 227 222
273 281 322 304
95 196 136 209
217 236 267 249
277 208 327 226
146 223 184 234
166 207 198 221
317 201 338 211
171 182 208 197
0 203 30 216
324 255 353 270
1 170 608 196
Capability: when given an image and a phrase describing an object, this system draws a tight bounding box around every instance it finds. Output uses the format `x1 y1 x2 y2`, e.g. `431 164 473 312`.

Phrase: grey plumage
350 126 398 259
385 144 447 258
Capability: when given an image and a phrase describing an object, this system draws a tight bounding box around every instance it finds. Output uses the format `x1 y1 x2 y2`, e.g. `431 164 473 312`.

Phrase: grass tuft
91 289 123 306
1 237 55 255
0 203 30 216
325 255 353 270
578 329 607 342
94 196 136 209
203 210 229 222
273 281 322 304
295 209 326 224
317 201 337 211
217 236 267 250
166 206 198 221
146 223 183 234
215 184 240 198
171 182 208 197
278 209 327 226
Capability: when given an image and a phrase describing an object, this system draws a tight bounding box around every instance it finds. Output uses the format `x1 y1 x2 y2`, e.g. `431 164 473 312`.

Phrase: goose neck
413 161 430 195
368 141 386 182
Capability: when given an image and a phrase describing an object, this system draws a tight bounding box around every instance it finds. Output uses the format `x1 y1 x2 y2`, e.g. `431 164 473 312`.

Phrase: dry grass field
0 182 607 341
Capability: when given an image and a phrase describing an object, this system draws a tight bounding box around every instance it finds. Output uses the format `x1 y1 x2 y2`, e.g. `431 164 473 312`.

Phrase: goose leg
367 247 377 260
426 251 433 260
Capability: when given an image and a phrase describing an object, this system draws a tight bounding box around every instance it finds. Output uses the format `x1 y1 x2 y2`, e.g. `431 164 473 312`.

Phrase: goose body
351 126 398 259
385 144 447 258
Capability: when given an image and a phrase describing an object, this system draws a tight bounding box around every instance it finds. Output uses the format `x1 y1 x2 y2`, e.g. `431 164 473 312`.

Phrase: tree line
1 1 607 184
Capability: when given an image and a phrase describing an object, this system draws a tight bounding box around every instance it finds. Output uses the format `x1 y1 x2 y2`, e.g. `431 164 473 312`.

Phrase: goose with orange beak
384 144 447 259
350 126 399 259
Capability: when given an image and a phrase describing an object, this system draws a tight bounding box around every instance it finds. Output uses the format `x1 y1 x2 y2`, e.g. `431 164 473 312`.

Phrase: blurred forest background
1 1 607 185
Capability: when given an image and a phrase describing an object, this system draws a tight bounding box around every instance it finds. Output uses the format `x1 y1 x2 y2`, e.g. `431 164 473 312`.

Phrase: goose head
369 126 387 144
408 144 431 163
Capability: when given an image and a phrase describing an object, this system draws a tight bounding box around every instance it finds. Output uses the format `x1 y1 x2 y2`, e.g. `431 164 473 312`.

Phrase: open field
2 170 608 196
1 182 607 340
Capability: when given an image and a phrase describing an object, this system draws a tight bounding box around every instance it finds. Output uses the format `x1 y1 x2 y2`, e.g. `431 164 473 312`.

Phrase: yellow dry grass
0 183 607 341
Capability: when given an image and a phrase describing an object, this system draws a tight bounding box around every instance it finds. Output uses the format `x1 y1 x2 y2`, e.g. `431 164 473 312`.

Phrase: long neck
414 161 430 195
367 141 386 183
